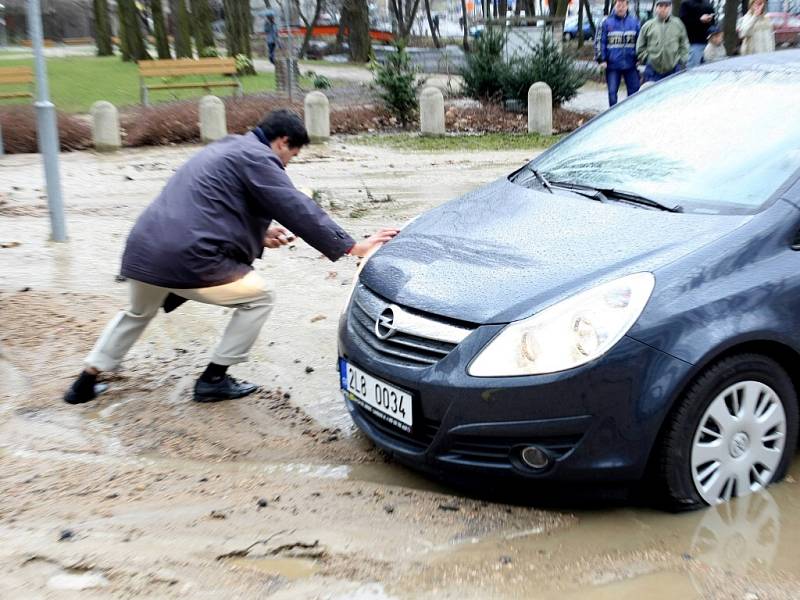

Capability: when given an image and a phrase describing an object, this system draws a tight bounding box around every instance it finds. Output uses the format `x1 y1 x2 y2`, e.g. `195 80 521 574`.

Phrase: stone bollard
199 95 227 144
304 91 330 143
527 82 553 136
419 87 445 136
90 101 121 152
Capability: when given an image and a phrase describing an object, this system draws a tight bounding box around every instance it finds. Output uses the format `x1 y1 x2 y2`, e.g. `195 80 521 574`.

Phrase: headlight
468 272 655 377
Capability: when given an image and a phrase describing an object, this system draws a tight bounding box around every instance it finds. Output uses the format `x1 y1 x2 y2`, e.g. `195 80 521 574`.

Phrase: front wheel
656 354 798 511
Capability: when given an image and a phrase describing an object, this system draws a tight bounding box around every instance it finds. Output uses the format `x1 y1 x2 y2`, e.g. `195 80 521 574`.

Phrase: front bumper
338 316 693 483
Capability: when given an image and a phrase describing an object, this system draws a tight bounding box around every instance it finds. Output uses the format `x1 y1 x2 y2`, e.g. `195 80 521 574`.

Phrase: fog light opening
520 446 551 470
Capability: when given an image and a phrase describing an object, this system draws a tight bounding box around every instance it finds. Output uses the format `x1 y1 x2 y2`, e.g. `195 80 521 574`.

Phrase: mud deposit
1 140 799 599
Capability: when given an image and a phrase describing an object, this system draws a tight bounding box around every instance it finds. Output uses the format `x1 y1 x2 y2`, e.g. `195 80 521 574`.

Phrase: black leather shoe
64 380 109 405
193 375 258 403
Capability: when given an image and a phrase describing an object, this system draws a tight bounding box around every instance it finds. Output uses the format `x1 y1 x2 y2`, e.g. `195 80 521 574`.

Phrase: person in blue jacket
595 0 641 107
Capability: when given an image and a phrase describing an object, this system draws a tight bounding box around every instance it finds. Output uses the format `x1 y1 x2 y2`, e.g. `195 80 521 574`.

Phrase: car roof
696 49 800 72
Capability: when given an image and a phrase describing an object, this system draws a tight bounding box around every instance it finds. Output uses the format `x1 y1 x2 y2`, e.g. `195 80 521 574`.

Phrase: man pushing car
64 109 398 405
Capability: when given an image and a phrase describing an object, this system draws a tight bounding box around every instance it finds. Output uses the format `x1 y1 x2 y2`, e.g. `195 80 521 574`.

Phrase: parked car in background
563 13 601 40
339 51 800 511
767 12 800 46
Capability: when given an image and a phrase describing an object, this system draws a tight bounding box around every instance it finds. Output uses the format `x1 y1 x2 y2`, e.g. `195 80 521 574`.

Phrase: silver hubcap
691 381 787 505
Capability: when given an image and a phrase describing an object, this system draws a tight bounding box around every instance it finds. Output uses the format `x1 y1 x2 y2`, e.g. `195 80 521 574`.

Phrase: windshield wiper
520 166 553 194
602 188 683 213
548 181 608 203
548 182 682 213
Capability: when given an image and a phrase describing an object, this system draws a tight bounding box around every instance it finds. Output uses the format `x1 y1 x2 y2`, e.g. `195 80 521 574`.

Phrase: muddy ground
1 140 799 599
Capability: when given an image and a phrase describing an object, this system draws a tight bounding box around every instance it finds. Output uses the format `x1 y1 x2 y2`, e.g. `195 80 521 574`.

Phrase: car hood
360 178 750 324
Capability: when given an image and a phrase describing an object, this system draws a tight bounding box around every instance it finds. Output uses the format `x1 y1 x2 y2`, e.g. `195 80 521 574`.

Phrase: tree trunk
294 0 323 58
577 0 584 46
150 0 172 58
582 0 595 30
723 0 739 54
346 0 370 62
390 0 422 40
555 0 569 18
118 0 151 60
93 0 113 55
173 0 194 57
498 0 507 21
423 0 440 47
190 0 216 54
603 0 611 15
461 0 469 51
224 0 255 72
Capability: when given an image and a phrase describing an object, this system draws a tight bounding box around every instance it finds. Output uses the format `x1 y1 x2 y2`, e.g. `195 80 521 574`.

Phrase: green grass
0 55 285 113
351 132 563 152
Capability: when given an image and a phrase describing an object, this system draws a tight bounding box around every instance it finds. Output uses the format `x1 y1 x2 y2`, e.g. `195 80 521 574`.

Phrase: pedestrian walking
737 0 775 55
637 0 690 82
595 0 641 106
680 0 716 67
63 110 399 405
703 24 727 62
264 14 279 64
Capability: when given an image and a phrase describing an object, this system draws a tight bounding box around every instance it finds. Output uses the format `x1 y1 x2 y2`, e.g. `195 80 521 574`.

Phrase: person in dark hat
703 24 727 63
637 0 690 82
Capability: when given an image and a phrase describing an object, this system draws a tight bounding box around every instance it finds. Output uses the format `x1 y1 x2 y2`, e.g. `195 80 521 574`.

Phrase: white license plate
339 359 413 431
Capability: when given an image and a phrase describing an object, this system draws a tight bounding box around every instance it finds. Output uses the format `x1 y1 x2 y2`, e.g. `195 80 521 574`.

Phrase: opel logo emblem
375 307 396 340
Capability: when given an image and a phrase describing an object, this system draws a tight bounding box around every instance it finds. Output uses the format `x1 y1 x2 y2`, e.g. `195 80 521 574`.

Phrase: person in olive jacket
637 0 690 82
64 110 398 405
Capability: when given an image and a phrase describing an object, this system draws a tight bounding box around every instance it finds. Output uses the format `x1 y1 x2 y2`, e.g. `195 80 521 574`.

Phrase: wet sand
1 140 798 599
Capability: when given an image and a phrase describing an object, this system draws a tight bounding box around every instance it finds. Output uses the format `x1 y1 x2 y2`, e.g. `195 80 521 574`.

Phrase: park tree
118 0 151 61
92 0 113 55
723 0 739 55
171 0 194 57
150 0 172 58
423 0 440 48
460 0 469 51
345 0 371 62
293 0 325 58
389 0 422 40
224 0 256 73
190 0 216 54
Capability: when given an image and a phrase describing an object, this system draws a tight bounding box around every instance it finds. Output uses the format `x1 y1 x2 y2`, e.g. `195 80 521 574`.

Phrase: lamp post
27 0 67 241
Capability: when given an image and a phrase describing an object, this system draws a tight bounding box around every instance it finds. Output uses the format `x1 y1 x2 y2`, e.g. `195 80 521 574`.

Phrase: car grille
348 283 474 368
445 433 583 466
352 402 441 452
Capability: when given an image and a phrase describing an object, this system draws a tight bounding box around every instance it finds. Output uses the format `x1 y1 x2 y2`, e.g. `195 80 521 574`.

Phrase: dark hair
257 109 310 148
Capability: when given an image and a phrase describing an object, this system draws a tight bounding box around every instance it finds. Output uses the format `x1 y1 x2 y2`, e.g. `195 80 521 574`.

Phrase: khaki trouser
86 272 274 372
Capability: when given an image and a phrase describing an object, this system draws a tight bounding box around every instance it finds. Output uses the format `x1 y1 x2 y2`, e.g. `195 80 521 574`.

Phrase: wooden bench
63 37 95 46
137 58 243 106
0 66 34 101
0 67 34 154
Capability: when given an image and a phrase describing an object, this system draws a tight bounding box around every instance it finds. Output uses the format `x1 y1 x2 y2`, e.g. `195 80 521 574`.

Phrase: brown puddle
410 459 800 599
227 557 318 580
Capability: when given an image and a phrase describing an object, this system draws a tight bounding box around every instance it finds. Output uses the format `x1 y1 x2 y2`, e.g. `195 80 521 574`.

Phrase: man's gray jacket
120 131 355 289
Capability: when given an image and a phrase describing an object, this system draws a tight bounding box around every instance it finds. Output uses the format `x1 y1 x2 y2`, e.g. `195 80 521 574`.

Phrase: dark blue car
338 51 800 510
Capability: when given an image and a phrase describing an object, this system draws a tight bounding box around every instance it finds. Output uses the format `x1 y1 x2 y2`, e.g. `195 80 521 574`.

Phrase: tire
655 354 798 511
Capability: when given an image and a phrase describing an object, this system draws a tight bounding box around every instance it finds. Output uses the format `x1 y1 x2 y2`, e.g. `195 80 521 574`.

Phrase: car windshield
522 69 800 214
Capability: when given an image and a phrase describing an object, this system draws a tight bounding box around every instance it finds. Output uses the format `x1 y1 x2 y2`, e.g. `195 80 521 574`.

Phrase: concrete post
419 86 445 136
90 101 121 152
527 82 553 136
199 95 226 144
304 91 330 143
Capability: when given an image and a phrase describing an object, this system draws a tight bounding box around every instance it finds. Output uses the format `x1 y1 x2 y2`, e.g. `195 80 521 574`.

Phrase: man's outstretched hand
264 225 295 249
348 227 400 258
